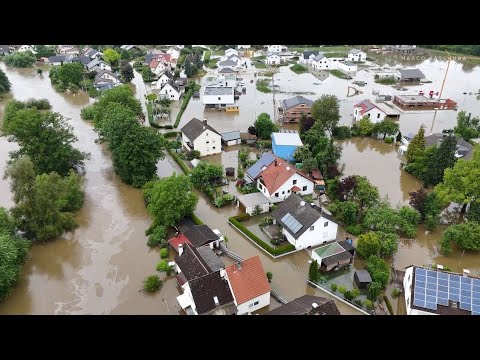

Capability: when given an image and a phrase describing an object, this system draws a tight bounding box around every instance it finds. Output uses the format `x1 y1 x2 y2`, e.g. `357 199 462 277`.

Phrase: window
218 97 221 100
310 226 314 231
258 183 263 190
288 190 291 193
206 141 210 144
249 301 260 308
275 193 279 197
324 222 328 227
377 113 381 118
302 186 307 191
293 179 297 185
213 146 216 150
282 191 285 195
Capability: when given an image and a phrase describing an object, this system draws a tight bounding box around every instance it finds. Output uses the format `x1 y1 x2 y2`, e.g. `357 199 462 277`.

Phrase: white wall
180 282 199 315
236 292 270 315
192 129 222 157
257 173 314 200
348 52 366 62
266 55 280 65
268 45 285 53
18 45 35 53
312 58 330 70
338 62 357 72
202 92 235 105
152 62 166 75
242 202 270 216
159 83 181 101
353 107 386 123
285 217 338 250
225 139 241 146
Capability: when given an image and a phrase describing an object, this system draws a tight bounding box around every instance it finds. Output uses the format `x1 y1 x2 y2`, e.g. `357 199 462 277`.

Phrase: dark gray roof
196 246 225 272
237 192 271 208
175 216 196 231
349 48 363 54
313 53 325 61
282 96 314 111
86 59 100 69
220 131 241 141
267 295 340 315
338 240 355 252
161 71 174 79
94 69 118 81
180 118 221 142
174 243 210 281
302 50 319 59
424 134 473 159
0 45 10 54
66 55 90 65
204 86 234 96
189 271 234 314
84 48 100 57
245 152 276 180
355 270 372 283
218 67 236 73
48 55 66 63
227 54 239 60
398 68 425 79
271 194 323 240
322 251 353 266
218 59 237 67
183 224 220 248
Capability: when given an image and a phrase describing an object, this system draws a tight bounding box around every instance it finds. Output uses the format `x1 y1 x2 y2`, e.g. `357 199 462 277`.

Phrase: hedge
383 295 393 315
163 131 180 138
167 148 190 174
229 216 295 256
174 88 193 128
192 213 204 225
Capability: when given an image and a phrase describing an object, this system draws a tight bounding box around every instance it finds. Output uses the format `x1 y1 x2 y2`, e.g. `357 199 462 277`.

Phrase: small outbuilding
354 270 372 289
221 131 241 146
236 192 272 215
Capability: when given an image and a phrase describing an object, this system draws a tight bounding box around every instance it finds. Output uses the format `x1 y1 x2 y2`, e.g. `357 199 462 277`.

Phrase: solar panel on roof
427 282 437 290
416 274 426 282
415 268 426 276
473 297 480 306
450 275 461 283
425 302 437 310
438 273 449 280
437 298 449 306
281 213 303 234
413 298 425 307
472 305 480 315
462 276 472 285
460 302 471 311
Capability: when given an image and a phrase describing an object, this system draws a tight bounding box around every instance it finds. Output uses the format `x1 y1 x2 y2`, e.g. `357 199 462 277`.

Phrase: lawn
289 45 350 53
290 64 308 74
329 69 351 79
375 77 397 85
252 61 266 69
325 52 348 58
256 79 271 93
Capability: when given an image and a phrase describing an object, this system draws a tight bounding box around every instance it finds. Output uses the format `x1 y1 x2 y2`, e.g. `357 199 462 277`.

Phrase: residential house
311 53 330 70
240 132 257 145
267 45 287 53
225 48 239 57
86 59 111 72
224 256 271 315
267 295 341 315
157 71 174 87
403 265 480 315
83 47 102 60
166 47 180 60
237 192 278 215
182 224 222 250
353 99 388 123
281 96 314 123
373 69 398 79
220 131 241 146
158 82 185 101
58 46 80 55
311 240 354 271
253 155 315 200
337 61 357 72
168 233 192 253
244 152 276 184
424 133 473 160
0 45 10 55
393 94 457 110
180 118 222 157
203 86 235 106
144 52 163 65
396 68 425 82
265 53 281 65
236 45 251 49
47 55 67 66
119 45 141 52
271 131 303 161
93 70 120 91
271 194 339 250
348 48 366 62
299 50 320 66
218 59 239 71
65 55 91 66
217 67 237 75
384 45 417 53
175 243 235 315
10 45 36 53
149 58 166 75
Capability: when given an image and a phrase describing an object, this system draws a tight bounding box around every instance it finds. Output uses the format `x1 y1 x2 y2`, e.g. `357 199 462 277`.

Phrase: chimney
178 243 184 256
203 118 208 125
312 302 319 309
236 261 242 271
300 201 306 207
463 269 470 277
274 160 278 167
437 264 443 271
286 166 290 171
213 296 219 306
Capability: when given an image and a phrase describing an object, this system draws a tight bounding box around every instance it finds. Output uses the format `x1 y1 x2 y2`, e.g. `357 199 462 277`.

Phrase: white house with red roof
224 256 271 315
150 58 167 75
353 99 387 123
251 154 315 201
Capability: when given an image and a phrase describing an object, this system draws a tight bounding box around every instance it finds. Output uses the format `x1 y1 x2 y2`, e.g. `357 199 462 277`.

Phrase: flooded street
1 49 479 315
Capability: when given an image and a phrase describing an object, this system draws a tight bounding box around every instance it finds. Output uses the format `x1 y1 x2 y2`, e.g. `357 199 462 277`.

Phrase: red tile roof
310 169 323 180
225 256 270 305
168 234 192 252
150 59 159 69
258 156 314 194
354 99 385 116
291 185 301 192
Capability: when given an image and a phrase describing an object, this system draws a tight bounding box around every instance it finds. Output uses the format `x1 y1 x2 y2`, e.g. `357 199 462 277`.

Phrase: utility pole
430 50 451 134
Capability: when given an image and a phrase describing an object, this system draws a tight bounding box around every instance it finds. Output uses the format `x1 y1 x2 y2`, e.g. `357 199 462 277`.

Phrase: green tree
146 224 167 248
405 145 436 183
4 156 83 241
424 192 442 231
366 255 389 288
120 60 134 82
141 67 155 81
353 176 380 214
357 116 375 136
120 49 131 60
377 231 399 257
1 103 88 177
331 201 358 226
0 208 17 235
440 222 480 254
454 111 480 141
435 146 480 214
49 62 84 90
95 85 142 116
143 275 162 292
368 281 383 301
111 126 165 187
144 174 198 227
466 201 480 223
0 68 11 94
34 45 55 58
310 95 340 133
103 48 121 65
425 135 457 186
373 119 399 139
94 103 138 147
405 126 425 164
409 188 428 219
266 272 273 283
299 114 315 134
309 260 319 282
254 113 278 140
398 206 420 238
363 201 400 234
302 157 318 174
160 248 169 259
156 259 173 275
190 161 223 189
4 51 36 67
357 232 381 258
293 146 312 162
0 231 29 302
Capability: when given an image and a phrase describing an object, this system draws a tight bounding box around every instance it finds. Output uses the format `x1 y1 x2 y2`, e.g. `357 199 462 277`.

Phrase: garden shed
354 270 372 289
